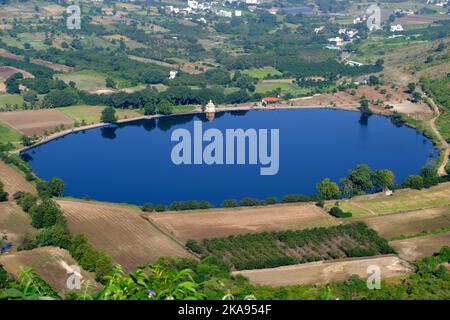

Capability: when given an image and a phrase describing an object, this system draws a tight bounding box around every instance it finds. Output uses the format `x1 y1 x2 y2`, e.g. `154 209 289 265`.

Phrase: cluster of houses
164 0 245 21
426 0 449 7
325 28 360 47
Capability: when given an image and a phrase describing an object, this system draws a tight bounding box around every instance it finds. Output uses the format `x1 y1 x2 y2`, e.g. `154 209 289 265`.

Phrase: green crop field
240 67 283 79
333 183 450 217
60 105 141 124
56 70 107 92
0 94 24 110
0 121 21 144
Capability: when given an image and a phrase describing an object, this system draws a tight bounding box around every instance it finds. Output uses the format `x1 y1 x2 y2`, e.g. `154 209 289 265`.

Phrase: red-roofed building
261 97 281 106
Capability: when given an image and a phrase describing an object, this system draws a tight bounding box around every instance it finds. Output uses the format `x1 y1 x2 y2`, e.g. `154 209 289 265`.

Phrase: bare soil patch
234 255 413 286
0 66 33 80
0 160 36 195
0 109 74 136
0 202 36 250
150 204 337 242
358 206 450 239
396 15 450 26
0 246 101 296
0 49 73 72
390 232 450 261
57 199 194 272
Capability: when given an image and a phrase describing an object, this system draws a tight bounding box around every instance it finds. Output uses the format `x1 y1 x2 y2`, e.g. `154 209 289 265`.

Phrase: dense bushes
69 235 113 282
36 178 64 199
328 206 352 218
403 168 440 190
169 200 213 211
0 180 7 202
190 222 394 270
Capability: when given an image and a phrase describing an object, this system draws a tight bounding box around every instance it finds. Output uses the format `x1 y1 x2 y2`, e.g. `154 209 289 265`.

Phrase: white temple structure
204 100 216 113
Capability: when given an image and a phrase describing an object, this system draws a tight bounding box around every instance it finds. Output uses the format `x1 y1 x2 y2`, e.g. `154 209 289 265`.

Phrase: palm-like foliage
97 264 205 300
0 267 59 300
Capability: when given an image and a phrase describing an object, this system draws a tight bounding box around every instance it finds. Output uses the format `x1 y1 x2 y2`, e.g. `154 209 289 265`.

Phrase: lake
21 109 437 206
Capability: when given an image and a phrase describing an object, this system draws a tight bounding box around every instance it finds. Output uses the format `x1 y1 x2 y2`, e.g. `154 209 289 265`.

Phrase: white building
353 16 366 24
217 10 232 18
346 29 358 38
204 100 216 113
245 0 259 4
338 28 347 34
328 37 343 46
346 60 364 67
314 26 325 33
169 70 178 79
235 10 242 17
390 24 404 32
187 0 198 9
166 6 180 14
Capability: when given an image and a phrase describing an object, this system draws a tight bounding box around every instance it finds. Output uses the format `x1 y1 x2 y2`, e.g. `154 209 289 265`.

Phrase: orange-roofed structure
261 97 281 106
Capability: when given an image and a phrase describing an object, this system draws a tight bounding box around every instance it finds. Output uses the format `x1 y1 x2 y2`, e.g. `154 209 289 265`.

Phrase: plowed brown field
149 204 337 241
57 200 194 272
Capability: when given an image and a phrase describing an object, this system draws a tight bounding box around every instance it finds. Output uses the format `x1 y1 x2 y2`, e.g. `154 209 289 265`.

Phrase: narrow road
427 97 449 176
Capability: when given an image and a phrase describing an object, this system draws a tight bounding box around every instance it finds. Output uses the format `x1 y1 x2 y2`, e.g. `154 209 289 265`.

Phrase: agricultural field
0 94 24 110
0 122 21 144
332 183 450 217
189 222 394 270
57 199 194 272
0 160 36 195
0 109 74 136
391 232 450 261
0 66 33 80
255 80 309 96
0 202 36 250
55 71 107 92
60 105 142 125
240 67 282 79
150 204 337 242
0 247 101 296
357 206 450 239
234 255 413 286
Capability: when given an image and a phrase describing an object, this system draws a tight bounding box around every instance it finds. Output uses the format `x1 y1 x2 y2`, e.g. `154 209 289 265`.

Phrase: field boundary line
141 214 200 258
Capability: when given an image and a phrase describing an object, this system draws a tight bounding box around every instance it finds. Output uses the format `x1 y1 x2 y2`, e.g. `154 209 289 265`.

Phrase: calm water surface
22 109 437 205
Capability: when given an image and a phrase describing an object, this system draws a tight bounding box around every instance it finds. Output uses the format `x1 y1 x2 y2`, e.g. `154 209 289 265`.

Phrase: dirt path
234 255 413 286
427 97 449 176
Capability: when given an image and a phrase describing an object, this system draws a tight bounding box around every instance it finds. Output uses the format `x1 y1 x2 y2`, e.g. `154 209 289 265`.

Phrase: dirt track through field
234 255 413 286
149 204 337 241
0 246 101 296
358 206 450 238
57 200 194 272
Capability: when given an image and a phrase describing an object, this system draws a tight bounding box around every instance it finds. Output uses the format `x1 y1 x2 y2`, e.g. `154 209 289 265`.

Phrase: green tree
101 107 117 123
372 169 395 192
30 199 65 229
340 164 373 196
105 78 116 89
316 178 341 200
404 175 424 190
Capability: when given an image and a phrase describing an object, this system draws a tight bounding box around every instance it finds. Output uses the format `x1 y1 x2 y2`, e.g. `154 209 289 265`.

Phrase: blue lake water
21 109 438 206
